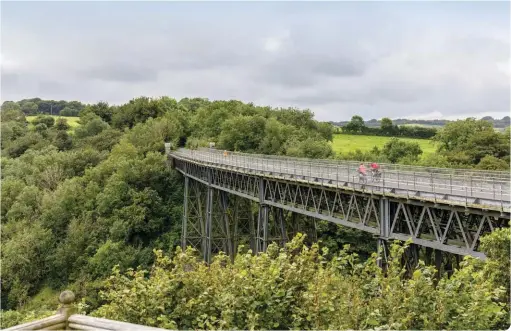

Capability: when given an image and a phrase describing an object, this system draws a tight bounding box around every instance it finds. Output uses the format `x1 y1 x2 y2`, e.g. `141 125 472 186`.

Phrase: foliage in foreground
92 234 509 330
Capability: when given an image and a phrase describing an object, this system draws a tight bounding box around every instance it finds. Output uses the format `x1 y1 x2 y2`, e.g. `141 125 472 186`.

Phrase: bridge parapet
198 147 511 180
173 148 510 211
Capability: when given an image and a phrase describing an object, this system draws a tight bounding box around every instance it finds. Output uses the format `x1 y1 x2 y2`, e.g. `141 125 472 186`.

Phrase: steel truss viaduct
167 146 510 272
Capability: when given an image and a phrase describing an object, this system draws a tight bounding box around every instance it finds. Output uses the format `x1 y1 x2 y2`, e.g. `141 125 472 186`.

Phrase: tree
285 137 334 159
380 117 395 135
274 108 316 130
382 138 423 163
60 107 79 117
178 97 210 113
4 132 47 158
80 101 113 123
54 131 72 151
86 240 137 279
34 123 48 137
434 118 510 164
466 129 510 163
112 97 171 129
1 107 26 123
20 102 39 115
1 221 54 309
1 121 27 148
475 155 509 170
55 118 71 131
343 115 366 133
258 118 293 155
317 122 334 141
74 116 109 139
1 101 21 112
32 115 55 128
191 106 231 139
218 115 266 152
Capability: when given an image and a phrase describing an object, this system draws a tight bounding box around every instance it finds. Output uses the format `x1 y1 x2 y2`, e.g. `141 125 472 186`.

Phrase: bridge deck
171 148 510 210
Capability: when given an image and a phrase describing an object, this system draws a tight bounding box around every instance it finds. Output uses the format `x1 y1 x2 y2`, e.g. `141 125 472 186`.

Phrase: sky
1 1 510 121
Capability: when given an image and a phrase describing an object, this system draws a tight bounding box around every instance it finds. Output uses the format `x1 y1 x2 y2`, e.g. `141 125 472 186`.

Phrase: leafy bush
55 118 71 131
32 115 55 128
60 107 80 117
93 234 508 330
0 309 54 329
476 155 510 170
382 138 423 163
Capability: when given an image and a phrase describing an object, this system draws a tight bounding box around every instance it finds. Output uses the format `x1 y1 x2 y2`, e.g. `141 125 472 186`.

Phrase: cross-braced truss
174 157 510 261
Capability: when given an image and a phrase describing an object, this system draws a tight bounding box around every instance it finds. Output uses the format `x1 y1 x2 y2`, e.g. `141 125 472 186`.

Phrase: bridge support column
181 176 189 250
204 170 214 263
257 206 269 253
205 186 213 263
276 208 287 245
378 198 390 269
220 191 233 259
256 179 268 253
435 249 443 279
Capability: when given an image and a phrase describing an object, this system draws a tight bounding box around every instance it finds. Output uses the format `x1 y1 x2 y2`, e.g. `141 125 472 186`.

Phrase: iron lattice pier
169 147 510 265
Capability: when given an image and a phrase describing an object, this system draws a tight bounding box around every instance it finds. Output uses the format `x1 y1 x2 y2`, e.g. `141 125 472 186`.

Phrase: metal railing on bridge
197 147 511 180
171 148 511 210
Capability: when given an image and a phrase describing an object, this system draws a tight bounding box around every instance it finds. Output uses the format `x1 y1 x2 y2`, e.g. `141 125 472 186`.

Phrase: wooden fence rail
4 291 168 331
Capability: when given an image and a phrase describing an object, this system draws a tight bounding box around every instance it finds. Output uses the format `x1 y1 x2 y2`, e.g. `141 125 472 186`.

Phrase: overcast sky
1 1 509 121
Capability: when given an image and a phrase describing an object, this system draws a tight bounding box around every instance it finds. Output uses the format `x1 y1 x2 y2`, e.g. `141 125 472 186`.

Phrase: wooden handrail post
58 290 76 330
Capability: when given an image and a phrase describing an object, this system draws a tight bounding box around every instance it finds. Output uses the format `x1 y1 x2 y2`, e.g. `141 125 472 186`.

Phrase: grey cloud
1 2 509 121
70 29 258 84
281 77 434 108
257 54 368 87
449 36 510 61
80 63 159 83
1 72 20 90
254 33 371 87
311 56 368 77
37 80 71 95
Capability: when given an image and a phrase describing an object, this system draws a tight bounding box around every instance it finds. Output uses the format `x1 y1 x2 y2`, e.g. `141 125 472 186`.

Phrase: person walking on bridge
370 162 381 181
358 163 367 184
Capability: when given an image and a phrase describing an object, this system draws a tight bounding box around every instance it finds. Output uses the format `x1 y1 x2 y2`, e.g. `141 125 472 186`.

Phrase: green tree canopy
382 138 423 163
434 118 509 164
343 115 366 133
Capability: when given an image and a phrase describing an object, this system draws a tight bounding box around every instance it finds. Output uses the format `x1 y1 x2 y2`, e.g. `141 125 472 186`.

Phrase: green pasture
26 115 80 130
331 134 437 156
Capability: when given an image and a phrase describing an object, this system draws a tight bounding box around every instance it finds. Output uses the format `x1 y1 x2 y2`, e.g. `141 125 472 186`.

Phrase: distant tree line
340 115 438 139
1 98 86 116
332 115 511 129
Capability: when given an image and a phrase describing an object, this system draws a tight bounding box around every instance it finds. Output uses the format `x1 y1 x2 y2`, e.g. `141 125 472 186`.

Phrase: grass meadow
26 115 80 131
331 134 437 157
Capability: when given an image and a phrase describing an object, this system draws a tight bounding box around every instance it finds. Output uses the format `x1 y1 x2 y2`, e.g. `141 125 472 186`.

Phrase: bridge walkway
173 148 510 211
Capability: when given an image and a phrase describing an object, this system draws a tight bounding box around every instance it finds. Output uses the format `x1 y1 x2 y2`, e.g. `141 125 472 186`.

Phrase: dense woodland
2 99 86 117
1 96 510 329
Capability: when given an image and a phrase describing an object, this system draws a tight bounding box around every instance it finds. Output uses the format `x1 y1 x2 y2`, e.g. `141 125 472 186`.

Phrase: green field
26 115 80 129
331 134 437 156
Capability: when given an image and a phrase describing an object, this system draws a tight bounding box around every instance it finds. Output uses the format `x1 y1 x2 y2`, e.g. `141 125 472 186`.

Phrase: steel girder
174 158 510 260
181 171 316 260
